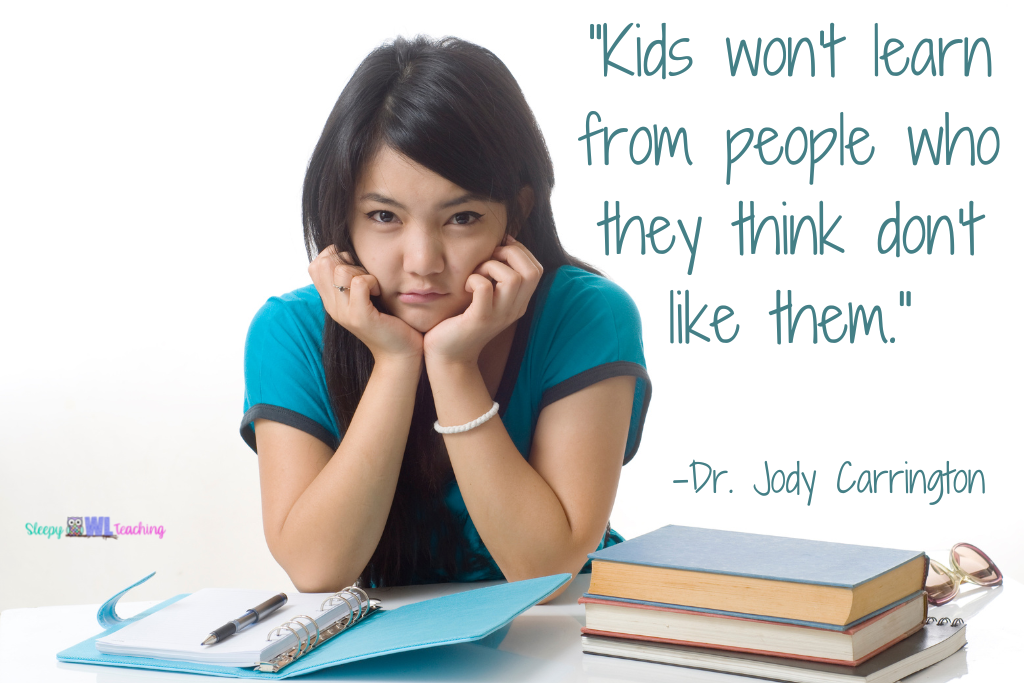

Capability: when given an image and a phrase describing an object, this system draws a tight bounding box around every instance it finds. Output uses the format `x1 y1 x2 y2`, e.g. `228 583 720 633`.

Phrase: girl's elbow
266 539 359 593
291 575 353 594
286 564 359 594
503 554 587 602
537 581 573 604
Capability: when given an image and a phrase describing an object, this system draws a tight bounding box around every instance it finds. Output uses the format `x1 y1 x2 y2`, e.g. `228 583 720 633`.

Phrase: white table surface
2 572 1020 682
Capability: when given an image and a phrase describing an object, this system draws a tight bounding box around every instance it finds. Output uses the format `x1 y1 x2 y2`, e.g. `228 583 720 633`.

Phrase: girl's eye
450 211 482 226
368 210 397 223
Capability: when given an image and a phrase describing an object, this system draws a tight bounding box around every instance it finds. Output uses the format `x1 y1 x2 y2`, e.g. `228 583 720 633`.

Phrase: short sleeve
240 286 340 454
532 268 652 464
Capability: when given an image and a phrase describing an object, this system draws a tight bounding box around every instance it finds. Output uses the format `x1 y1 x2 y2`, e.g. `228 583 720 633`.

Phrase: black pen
201 593 288 645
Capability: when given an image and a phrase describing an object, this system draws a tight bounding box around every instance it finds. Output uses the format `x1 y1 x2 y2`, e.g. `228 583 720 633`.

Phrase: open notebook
95 588 373 667
57 573 571 679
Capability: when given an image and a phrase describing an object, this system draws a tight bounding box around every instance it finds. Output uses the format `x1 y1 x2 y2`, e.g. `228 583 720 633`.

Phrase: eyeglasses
925 543 1002 606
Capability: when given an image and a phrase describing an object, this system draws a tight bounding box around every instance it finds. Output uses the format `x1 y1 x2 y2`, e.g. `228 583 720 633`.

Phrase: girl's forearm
426 360 592 581
269 357 421 591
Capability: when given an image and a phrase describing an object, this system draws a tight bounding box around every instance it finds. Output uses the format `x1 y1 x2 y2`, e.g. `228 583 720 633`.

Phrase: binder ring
291 615 320 650
320 595 353 627
319 585 368 619
266 615 322 656
291 620 313 656
347 586 370 619
255 592 382 673
338 592 361 624
266 624 304 654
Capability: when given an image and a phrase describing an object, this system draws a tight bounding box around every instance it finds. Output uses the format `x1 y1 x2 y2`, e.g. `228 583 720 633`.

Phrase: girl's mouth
398 291 446 304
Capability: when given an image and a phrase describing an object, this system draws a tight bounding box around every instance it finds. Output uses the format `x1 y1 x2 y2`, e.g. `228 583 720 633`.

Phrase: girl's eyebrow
358 192 406 209
358 192 488 211
437 192 487 209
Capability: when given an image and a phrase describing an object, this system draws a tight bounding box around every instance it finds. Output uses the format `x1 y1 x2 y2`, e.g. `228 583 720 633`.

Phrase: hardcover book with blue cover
587 526 927 626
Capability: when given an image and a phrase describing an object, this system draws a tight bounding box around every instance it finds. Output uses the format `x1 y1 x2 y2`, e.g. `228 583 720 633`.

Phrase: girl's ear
510 186 535 239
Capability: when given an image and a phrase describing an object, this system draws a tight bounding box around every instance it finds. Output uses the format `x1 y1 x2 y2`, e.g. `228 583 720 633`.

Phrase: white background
1 0 1021 613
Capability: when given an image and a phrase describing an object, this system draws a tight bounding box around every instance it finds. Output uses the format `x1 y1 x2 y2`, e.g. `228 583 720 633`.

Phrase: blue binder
57 573 571 679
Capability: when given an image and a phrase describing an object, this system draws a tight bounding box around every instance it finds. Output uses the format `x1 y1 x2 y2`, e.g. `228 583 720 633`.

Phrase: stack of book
580 526 967 683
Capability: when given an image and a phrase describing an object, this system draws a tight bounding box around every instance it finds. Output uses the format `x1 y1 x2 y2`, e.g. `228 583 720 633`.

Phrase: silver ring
347 586 370 618
333 285 349 292
291 620 313 655
292 615 320 650
337 597 354 631
338 592 361 625
267 624 302 652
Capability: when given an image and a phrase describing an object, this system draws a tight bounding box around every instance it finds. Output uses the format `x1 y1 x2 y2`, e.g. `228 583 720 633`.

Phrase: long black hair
301 36 596 587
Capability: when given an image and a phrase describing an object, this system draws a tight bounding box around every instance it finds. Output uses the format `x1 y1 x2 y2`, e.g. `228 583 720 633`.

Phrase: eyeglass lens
925 561 957 605
952 544 1001 586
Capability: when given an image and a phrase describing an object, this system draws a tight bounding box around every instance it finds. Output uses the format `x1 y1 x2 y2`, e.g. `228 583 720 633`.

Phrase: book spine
578 591 925 632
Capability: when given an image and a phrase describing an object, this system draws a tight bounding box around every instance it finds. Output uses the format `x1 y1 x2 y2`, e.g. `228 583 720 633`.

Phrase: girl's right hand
309 245 423 363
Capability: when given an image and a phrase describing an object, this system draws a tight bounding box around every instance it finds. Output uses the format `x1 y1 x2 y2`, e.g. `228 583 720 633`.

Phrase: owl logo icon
67 517 85 537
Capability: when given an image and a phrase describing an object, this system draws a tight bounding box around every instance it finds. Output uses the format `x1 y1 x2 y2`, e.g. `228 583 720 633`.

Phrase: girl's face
349 147 510 333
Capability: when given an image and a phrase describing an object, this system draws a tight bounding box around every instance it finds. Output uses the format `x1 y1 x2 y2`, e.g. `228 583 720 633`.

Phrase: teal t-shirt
240 265 651 583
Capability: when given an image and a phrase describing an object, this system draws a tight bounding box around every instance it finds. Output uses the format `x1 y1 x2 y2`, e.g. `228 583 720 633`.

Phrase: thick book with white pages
581 621 966 683
580 592 927 665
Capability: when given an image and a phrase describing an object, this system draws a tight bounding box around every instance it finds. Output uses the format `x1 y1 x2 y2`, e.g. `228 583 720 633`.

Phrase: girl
240 36 651 596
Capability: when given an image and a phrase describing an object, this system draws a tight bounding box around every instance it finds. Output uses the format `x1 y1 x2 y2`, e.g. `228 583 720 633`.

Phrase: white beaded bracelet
433 401 500 434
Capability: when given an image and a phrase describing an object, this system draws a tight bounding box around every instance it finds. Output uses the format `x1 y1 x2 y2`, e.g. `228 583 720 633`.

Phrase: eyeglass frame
926 542 1003 606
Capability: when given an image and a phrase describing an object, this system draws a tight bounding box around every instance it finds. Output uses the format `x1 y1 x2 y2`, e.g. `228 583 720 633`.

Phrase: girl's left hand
423 236 543 366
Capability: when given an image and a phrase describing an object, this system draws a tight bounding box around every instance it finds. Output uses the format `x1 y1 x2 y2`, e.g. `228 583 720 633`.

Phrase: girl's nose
403 224 445 276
